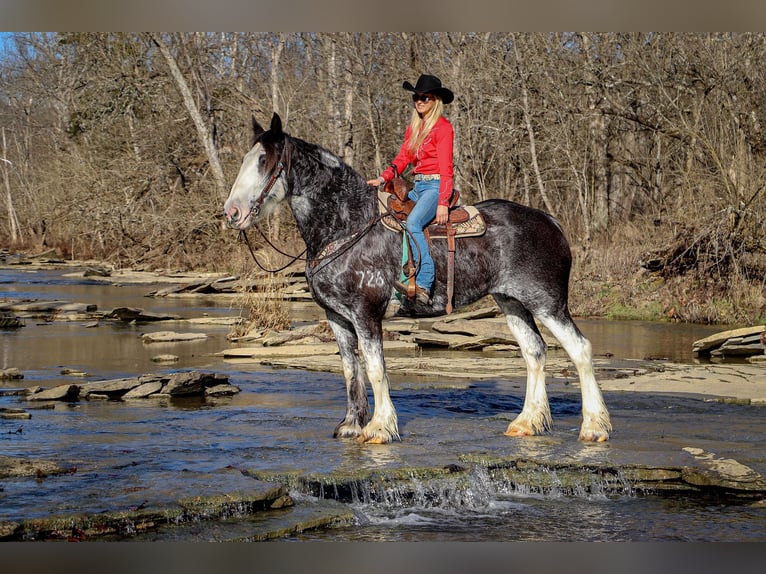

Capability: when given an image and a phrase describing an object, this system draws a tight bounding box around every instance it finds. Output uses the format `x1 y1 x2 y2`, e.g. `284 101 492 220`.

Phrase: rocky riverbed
1 255 765 541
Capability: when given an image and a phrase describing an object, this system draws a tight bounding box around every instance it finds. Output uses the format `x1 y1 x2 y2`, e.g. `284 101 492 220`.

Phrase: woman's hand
435 205 449 225
367 177 384 186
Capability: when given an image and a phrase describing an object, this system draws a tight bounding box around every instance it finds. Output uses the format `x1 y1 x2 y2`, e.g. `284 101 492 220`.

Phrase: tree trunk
270 33 285 116
150 33 227 200
513 36 554 215
1 128 21 243
579 33 610 232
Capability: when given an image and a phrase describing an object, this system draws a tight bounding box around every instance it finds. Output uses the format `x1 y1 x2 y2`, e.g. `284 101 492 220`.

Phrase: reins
236 139 402 276
238 226 307 273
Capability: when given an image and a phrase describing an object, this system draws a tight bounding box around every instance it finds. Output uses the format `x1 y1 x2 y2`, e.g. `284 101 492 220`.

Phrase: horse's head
224 113 288 230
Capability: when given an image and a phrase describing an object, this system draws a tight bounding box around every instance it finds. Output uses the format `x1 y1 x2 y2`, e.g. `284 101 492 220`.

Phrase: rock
27 384 80 401
439 305 501 322
60 368 88 377
261 322 334 346
383 318 420 333
0 367 23 379
693 325 766 356
0 454 66 479
106 307 181 322
222 340 416 359
0 478 296 541
204 384 241 397
123 381 165 399
151 354 180 363
80 377 141 398
410 332 455 347
142 331 207 343
222 343 340 359
449 335 519 350
83 265 112 277
0 407 32 420
433 317 516 339
164 372 226 396
0 300 96 320
0 311 23 328
147 276 240 297
682 447 766 491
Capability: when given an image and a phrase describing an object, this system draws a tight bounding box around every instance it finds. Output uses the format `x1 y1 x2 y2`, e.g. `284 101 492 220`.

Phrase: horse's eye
258 155 267 170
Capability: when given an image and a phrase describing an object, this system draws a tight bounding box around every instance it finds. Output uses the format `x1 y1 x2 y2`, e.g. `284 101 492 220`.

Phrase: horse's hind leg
326 313 370 438
538 312 611 442
494 294 552 437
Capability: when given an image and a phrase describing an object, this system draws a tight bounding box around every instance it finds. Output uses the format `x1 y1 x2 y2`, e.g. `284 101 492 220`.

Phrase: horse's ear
270 112 283 135
252 115 265 140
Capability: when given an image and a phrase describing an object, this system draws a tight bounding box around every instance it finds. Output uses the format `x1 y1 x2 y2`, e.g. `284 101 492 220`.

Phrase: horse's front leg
358 331 399 444
326 315 370 439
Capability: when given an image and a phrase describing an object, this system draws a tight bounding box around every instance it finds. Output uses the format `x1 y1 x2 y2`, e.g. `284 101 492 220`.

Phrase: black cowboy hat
402 74 454 104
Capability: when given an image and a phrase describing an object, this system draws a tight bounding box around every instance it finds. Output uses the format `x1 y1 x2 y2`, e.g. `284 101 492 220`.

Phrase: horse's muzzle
224 203 257 230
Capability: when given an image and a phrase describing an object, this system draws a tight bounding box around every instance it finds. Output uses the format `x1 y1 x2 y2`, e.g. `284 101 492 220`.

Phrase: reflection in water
339 441 403 471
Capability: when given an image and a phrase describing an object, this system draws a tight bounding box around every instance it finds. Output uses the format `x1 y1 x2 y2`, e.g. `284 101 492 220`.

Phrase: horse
224 113 612 444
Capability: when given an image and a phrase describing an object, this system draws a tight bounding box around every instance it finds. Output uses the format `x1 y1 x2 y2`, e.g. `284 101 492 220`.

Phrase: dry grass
227 250 292 339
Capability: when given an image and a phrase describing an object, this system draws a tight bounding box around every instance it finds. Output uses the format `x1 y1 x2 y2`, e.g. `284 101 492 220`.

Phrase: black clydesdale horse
224 113 611 444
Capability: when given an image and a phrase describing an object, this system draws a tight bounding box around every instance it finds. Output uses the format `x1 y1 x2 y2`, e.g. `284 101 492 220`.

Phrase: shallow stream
1 266 764 541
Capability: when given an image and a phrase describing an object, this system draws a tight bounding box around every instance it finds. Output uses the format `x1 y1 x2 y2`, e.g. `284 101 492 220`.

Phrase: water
1 266 764 542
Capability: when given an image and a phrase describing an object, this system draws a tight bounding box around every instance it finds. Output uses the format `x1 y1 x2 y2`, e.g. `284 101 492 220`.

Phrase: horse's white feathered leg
503 312 551 436
357 336 399 444
539 316 612 442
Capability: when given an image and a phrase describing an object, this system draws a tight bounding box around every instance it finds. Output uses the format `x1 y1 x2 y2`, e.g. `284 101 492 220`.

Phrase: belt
413 173 440 181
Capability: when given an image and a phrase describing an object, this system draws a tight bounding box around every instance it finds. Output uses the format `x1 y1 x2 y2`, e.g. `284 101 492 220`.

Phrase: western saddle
381 177 485 314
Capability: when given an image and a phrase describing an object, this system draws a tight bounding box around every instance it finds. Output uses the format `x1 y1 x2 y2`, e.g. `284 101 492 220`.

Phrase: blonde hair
407 97 444 156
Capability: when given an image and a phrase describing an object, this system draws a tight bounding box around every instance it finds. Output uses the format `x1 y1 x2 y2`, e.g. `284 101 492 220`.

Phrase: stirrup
393 281 431 305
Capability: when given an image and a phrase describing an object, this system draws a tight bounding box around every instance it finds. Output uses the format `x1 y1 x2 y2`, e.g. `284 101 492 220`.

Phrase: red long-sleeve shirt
380 116 454 207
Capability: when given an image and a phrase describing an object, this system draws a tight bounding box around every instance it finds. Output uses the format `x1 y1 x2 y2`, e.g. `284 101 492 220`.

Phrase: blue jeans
406 180 440 291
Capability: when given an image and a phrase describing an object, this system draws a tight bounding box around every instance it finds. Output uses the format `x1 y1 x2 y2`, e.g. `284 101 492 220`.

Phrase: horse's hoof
360 435 389 444
334 424 362 439
579 430 610 442
504 420 536 437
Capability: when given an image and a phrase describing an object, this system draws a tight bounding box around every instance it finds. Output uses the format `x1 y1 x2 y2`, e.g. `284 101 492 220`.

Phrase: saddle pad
378 190 486 238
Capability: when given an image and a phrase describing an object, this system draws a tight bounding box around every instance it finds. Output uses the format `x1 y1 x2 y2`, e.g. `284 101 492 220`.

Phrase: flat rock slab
0 407 32 420
142 331 208 343
222 340 417 359
26 384 80 401
122 381 165 399
693 325 766 355
24 371 237 402
597 362 766 403
106 307 181 322
0 469 294 541
0 368 23 379
0 454 68 479
245 446 766 506
132 499 355 542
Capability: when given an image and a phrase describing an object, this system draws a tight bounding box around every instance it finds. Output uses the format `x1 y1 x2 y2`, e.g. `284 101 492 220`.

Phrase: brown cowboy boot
393 281 432 305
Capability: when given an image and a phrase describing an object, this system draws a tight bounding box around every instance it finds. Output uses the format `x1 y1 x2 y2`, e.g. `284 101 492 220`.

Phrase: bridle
246 143 288 221
235 138 401 276
236 141 306 273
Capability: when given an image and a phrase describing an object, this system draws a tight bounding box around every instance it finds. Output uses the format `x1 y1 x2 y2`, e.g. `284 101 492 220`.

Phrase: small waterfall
291 460 637 514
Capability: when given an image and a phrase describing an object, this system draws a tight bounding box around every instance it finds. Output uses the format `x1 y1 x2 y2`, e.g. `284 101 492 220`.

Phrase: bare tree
150 33 227 200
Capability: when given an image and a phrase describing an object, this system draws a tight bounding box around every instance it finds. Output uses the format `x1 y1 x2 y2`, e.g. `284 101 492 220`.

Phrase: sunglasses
412 93 434 102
